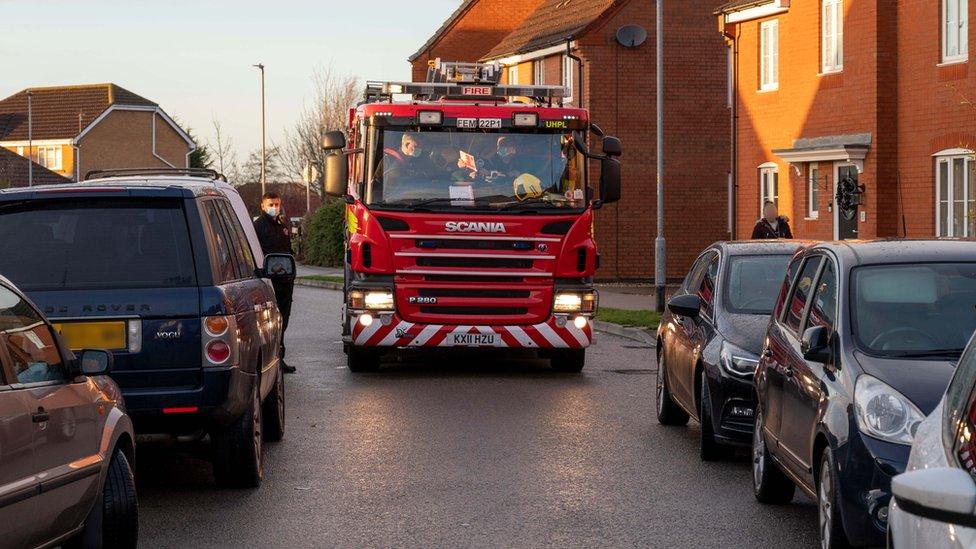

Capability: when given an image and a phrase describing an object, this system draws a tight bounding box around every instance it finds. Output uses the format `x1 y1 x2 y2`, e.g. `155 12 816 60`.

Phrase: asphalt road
137 286 819 548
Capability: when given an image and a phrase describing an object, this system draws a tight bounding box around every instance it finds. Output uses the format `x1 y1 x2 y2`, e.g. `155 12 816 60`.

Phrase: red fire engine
322 60 622 372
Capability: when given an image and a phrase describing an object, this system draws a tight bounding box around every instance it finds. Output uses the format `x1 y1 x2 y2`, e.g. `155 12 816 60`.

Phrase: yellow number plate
53 321 126 351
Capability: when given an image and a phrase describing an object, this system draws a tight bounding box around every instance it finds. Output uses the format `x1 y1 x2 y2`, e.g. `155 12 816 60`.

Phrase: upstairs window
944 0 969 63
534 59 545 85
508 65 519 85
822 0 844 73
35 146 62 171
760 20 779 91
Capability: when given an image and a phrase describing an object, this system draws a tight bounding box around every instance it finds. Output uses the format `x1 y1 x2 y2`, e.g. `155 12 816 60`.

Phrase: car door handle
32 408 49 423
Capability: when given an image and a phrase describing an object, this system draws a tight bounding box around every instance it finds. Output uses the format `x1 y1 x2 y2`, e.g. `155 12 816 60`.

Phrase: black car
0 171 295 488
655 241 807 460
751 239 976 548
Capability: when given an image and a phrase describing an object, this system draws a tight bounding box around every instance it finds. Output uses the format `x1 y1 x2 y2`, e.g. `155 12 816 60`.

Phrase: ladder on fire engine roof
361 59 569 106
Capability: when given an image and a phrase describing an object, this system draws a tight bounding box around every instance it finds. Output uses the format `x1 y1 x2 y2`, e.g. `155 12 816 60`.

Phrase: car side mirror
79 349 113 376
602 136 622 157
321 130 346 151
892 468 976 529
667 294 702 319
262 253 296 280
324 152 348 198
590 123 606 137
801 326 832 363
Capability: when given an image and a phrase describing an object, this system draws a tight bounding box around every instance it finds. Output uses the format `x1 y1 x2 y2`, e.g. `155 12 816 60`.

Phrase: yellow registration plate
53 321 127 351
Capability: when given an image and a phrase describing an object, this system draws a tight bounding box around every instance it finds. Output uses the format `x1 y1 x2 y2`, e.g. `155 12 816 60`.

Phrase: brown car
0 275 137 548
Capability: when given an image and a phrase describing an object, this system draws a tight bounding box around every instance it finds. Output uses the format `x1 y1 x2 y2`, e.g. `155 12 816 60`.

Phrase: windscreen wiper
494 198 571 211
386 197 486 209
887 348 965 358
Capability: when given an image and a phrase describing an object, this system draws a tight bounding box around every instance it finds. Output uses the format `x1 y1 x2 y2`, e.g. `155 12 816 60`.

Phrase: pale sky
1 0 460 162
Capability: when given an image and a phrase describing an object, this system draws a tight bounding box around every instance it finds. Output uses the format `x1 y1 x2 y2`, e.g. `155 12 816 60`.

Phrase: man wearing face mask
474 136 527 182
253 192 297 373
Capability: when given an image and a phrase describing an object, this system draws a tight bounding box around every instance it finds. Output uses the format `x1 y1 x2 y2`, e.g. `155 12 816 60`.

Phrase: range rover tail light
202 315 237 367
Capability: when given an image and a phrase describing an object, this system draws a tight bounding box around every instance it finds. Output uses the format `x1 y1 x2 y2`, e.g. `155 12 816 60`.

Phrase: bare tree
240 145 288 185
209 116 239 181
282 65 360 194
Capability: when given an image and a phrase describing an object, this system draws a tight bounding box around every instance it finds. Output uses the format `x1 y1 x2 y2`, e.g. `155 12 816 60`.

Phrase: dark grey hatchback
655 240 808 460
752 239 976 548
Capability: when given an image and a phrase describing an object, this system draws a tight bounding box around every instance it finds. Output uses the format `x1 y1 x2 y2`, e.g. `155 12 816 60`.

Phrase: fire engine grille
419 288 531 299
415 239 537 251
423 275 525 283
416 257 533 269
420 306 528 316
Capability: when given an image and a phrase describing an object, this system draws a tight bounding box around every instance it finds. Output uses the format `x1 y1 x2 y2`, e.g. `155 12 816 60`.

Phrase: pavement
136 285 819 548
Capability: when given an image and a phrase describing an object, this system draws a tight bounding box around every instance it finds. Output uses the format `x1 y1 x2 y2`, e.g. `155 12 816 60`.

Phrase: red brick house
719 0 976 240
412 0 731 279
0 84 196 182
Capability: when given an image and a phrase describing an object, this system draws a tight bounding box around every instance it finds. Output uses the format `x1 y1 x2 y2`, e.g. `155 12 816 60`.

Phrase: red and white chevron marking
350 315 593 349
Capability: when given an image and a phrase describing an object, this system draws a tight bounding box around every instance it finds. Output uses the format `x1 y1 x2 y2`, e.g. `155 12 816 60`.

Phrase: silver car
0 275 137 548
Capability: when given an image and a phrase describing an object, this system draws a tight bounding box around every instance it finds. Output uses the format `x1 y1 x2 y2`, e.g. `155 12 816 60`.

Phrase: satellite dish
616 25 647 48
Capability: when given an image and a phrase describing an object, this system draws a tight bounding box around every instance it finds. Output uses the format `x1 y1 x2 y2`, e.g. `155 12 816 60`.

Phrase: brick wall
730 0 976 241
77 110 191 176
581 0 730 279
409 0 545 81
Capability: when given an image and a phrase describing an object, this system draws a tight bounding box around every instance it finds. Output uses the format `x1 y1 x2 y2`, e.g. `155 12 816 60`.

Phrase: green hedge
302 199 346 267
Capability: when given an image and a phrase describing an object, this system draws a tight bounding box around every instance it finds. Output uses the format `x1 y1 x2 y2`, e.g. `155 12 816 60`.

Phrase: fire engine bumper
348 314 593 349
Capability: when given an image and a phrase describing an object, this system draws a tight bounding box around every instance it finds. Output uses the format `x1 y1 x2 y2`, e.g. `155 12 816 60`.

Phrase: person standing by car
254 191 296 374
751 201 793 239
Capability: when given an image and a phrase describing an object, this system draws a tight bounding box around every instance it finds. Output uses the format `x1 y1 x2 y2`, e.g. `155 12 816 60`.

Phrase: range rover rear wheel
212 382 263 488
262 362 285 442
551 349 585 373
347 346 380 373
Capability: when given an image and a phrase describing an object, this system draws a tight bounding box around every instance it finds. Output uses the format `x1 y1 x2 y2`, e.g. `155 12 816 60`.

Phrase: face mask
265 206 279 218
407 147 423 158
499 147 515 159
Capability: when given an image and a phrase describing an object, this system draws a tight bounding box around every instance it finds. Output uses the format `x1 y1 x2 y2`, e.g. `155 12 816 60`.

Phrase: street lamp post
27 90 33 187
253 63 267 194
654 0 666 312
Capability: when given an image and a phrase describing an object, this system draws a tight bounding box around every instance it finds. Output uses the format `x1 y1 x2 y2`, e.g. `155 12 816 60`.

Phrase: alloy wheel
252 387 263 478
752 410 765 488
819 465 832 549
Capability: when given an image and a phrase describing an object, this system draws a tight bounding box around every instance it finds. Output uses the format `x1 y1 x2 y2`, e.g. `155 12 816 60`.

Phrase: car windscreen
367 128 587 212
852 263 976 358
0 198 197 291
724 254 793 314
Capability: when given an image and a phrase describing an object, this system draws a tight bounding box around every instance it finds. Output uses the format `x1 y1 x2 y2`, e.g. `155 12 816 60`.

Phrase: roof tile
482 0 619 60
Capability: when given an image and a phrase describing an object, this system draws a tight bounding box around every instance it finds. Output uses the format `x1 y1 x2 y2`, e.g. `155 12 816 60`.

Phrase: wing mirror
892 468 976 529
602 136 622 157
78 349 113 376
667 294 702 319
324 152 349 198
262 253 296 280
321 130 346 151
801 326 832 363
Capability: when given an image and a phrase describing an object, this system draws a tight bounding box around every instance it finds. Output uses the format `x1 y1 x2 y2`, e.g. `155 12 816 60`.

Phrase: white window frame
562 55 574 104
534 59 545 85
759 163 779 213
760 20 779 91
943 0 969 64
822 0 844 73
35 145 62 171
935 150 976 237
508 65 519 85
808 165 820 219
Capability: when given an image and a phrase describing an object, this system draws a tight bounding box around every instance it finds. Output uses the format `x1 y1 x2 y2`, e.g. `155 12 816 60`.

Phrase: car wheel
752 407 795 504
699 370 733 461
262 361 285 442
347 346 380 373
818 448 851 549
656 351 689 426
212 382 264 488
551 349 586 373
69 448 138 549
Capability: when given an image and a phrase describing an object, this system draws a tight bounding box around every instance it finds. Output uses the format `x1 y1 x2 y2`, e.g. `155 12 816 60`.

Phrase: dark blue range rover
0 172 294 488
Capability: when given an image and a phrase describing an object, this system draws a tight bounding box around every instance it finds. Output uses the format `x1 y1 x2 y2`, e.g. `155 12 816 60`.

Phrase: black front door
836 166 859 240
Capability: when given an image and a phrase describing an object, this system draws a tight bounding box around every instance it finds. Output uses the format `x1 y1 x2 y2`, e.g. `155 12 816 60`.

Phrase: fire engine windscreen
368 129 587 210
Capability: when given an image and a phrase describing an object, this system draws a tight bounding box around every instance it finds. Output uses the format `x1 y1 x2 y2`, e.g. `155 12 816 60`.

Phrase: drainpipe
566 39 583 108
723 22 739 239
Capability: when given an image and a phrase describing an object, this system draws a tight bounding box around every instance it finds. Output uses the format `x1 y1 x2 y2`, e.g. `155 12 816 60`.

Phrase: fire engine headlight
554 291 597 313
349 290 395 311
